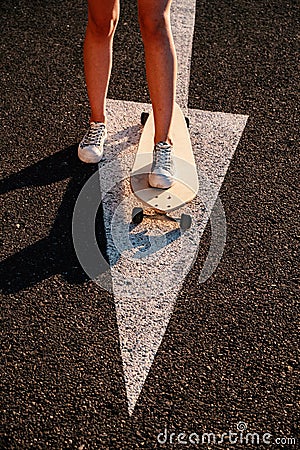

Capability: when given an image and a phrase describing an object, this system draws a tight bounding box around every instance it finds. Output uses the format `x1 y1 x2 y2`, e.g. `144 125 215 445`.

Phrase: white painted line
96 0 249 416
171 0 197 110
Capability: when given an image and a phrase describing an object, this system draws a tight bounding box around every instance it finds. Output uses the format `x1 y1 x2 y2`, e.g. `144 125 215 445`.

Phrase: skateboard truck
132 207 192 231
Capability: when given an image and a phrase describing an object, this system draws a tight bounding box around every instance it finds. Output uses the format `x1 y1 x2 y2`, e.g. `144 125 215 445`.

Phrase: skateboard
130 102 198 231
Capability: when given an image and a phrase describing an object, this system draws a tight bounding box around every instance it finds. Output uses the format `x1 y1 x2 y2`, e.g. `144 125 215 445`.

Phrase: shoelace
153 142 173 171
82 122 106 147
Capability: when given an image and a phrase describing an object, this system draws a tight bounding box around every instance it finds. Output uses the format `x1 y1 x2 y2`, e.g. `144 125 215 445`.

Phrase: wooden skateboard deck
131 103 198 213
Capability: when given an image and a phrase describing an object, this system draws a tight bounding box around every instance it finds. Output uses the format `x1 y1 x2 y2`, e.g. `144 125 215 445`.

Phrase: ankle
90 115 106 125
154 136 173 146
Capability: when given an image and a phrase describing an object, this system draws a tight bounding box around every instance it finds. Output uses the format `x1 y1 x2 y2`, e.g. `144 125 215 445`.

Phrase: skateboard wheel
180 213 192 231
185 117 190 128
132 207 144 224
141 112 149 126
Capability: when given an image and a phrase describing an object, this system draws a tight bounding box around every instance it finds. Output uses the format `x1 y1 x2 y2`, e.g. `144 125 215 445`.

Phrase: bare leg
138 0 177 144
84 0 119 123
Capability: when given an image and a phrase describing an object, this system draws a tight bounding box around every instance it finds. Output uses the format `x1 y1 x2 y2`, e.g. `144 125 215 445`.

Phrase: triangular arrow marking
99 99 248 415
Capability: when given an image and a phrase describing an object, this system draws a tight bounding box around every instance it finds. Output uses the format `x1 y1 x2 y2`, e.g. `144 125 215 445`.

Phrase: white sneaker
78 122 107 163
148 141 175 189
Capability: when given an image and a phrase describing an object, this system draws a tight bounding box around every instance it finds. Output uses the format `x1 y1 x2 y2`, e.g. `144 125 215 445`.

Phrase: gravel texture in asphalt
1 0 299 448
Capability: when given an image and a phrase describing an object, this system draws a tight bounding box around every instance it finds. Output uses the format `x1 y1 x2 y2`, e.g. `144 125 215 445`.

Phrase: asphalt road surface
1 0 299 448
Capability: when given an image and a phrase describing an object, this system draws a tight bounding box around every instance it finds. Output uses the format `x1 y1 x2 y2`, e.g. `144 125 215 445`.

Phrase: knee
87 11 118 40
139 12 169 40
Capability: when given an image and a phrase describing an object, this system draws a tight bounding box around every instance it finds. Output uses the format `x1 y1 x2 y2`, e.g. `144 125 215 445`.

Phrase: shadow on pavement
0 145 108 294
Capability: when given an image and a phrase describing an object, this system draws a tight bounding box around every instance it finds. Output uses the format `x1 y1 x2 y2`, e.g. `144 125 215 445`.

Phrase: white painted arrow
97 0 248 416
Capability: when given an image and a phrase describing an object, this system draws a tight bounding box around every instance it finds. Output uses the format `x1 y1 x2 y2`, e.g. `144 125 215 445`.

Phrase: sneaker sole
148 173 175 189
78 146 103 164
